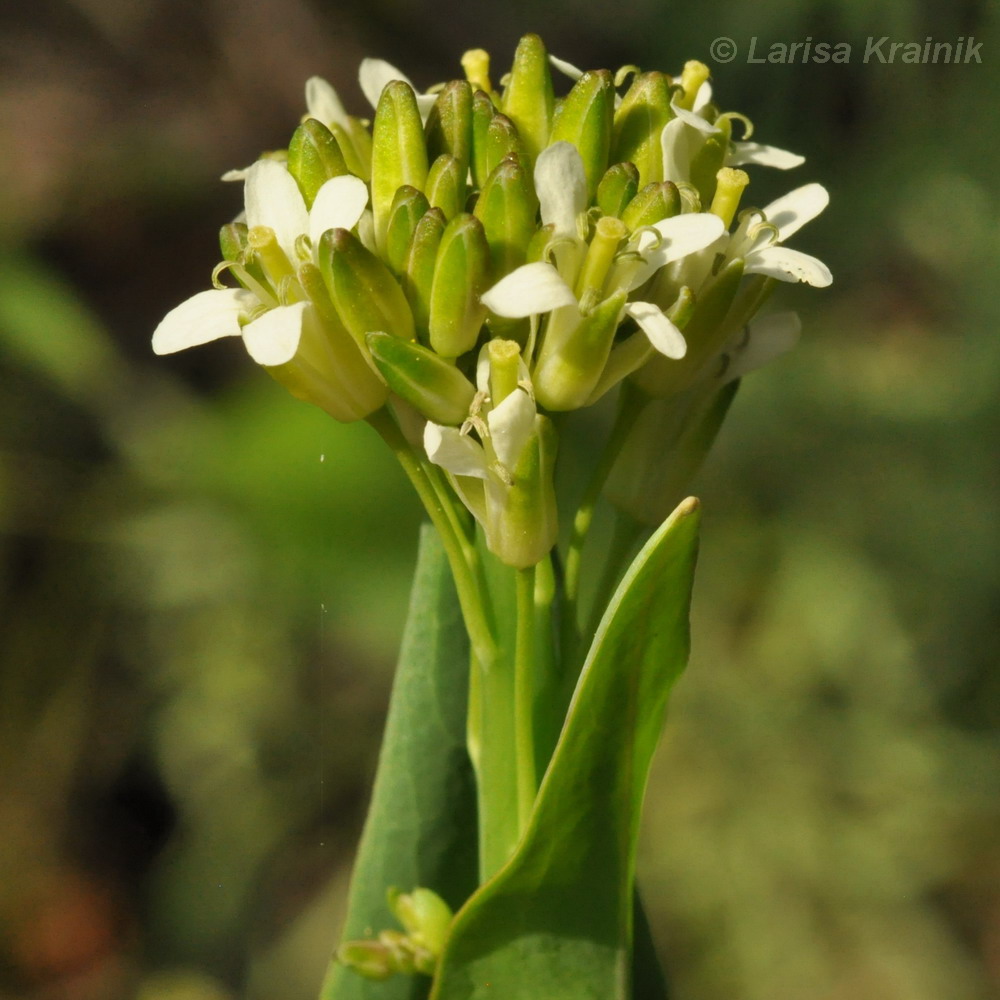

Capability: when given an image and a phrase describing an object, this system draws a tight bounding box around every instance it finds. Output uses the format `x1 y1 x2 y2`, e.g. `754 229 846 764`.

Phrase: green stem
514 565 537 832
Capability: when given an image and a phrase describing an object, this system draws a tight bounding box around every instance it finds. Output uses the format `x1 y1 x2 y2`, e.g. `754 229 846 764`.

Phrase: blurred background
1 1 997 998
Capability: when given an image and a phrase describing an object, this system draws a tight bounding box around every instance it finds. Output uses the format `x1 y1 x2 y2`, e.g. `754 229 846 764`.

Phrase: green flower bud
621 181 681 230
500 33 554 164
372 81 429 254
473 155 538 278
549 69 615 198
367 332 475 426
319 227 416 343
425 80 473 182
385 186 430 276
596 162 640 219
330 117 373 182
534 288 627 411
287 119 349 207
425 154 464 221
631 258 744 396
612 71 673 187
401 208 445 342
338 940 395 981
470 88 497 190
484 113 527 183
428 213 490 358
387 887 454 956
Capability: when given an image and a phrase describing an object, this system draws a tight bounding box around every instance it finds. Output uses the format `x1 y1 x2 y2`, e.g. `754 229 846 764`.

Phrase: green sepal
388 887 455 957
425 154 465 222
534 289 627 411
470 89 497 191
596 163 640 220
500 33 554 164
631 257 745 397
621 180 681 230
426 80 474 183
319 227 416 343
219 222 269 292
689 135 729 210
428 213 491 359
549 69 615 198
331 117 373 182
612 71 673 188
287 118 349 207
366 331 476 426
372 81 430 253
484 114 527 183
402 208 446 343
473 155 538 279
386 186 431 277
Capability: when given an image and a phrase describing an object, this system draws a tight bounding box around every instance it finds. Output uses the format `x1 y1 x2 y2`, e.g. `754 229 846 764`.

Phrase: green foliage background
0 1 997 998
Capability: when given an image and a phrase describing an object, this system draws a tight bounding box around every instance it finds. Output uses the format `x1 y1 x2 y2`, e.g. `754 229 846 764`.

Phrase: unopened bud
401 208 446 341
500 33 554 164
485 114 527 182
287 119 349 207
612 71 673 187
428 213 490 358
621 181 681 230
385 186 430 275
425 154 464 221
338 940 395 981
425 80 473 182
387 887 454 956
549 69 615 197
474 155 537 278
470 88 497 190
330 117 373 182
597 162 640 219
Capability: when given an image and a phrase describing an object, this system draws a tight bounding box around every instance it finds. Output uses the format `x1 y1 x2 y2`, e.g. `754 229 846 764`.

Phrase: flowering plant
153 34 829 1000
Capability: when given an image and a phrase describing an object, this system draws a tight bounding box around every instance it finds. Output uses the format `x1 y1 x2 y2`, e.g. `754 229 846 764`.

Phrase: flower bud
385 186 430 276
470 89 497 190
330 117 373 182
500 33 554 164
319 227 416 343
425 154 464 221
425 80 473 183
338 940 395 981
387 887 454 956
621 181 680 230
549 69 615 198
366 332 476 425
484 114 527 182
428 213 490 358
401 208 446 341
371 81 429 253
612 71 673 187
287 119 349 207
473 155 537 278
596 162 640 219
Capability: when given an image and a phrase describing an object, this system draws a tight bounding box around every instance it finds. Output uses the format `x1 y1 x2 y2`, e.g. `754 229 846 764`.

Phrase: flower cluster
153 35 830 565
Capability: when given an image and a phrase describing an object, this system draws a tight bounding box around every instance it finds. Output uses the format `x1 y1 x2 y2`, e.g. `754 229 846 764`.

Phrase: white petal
308 175 369 244
244 159 308 262
481 262 577 318
761 183 829 241
415 93 438 121
692 80 713 111
534 142 588 237
744 246 832 287
649 212 726 262
152 288 255 355
728 141 804 170
242 302 307 366
487 389 535 470
221 166 251 182
625 301 687 359
359 58 417 110
660 117 703 186
723 311 801 381
548 54 584 81
424 423 489 479
669 101 720 134
305 76 349 128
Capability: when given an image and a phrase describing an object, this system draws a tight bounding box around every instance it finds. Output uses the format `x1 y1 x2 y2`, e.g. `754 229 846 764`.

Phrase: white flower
153 159 368 357
358 58 438 121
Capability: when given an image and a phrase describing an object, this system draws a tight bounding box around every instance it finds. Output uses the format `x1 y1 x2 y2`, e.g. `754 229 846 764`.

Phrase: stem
514 565 537 832
367 409 496 667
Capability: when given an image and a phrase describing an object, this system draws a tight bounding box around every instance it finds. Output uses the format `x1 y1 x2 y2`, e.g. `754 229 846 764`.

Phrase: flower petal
242 302 307 366
649 212 726 261
305 76 349 129
481 262 577 318
669 101 720 135
534 141 588 237
244 159 308 262
221 165 252 182
728 141 805 170
624 301 687 359
424 423 489 479
548 54 584 81
309 175 369 244
152 288 255 355
723 311 801 381
744 246 832 286
761 182 829 241
487 388 536 470
691 80 713 111
660 117 704 186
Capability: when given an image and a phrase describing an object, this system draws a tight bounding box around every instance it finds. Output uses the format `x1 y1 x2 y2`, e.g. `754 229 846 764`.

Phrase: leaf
320 526 479 1000
430 498 701 1000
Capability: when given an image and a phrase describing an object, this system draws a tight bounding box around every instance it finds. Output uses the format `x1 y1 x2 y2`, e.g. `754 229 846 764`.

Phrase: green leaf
320 526 478 1000
430 498 701 1000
